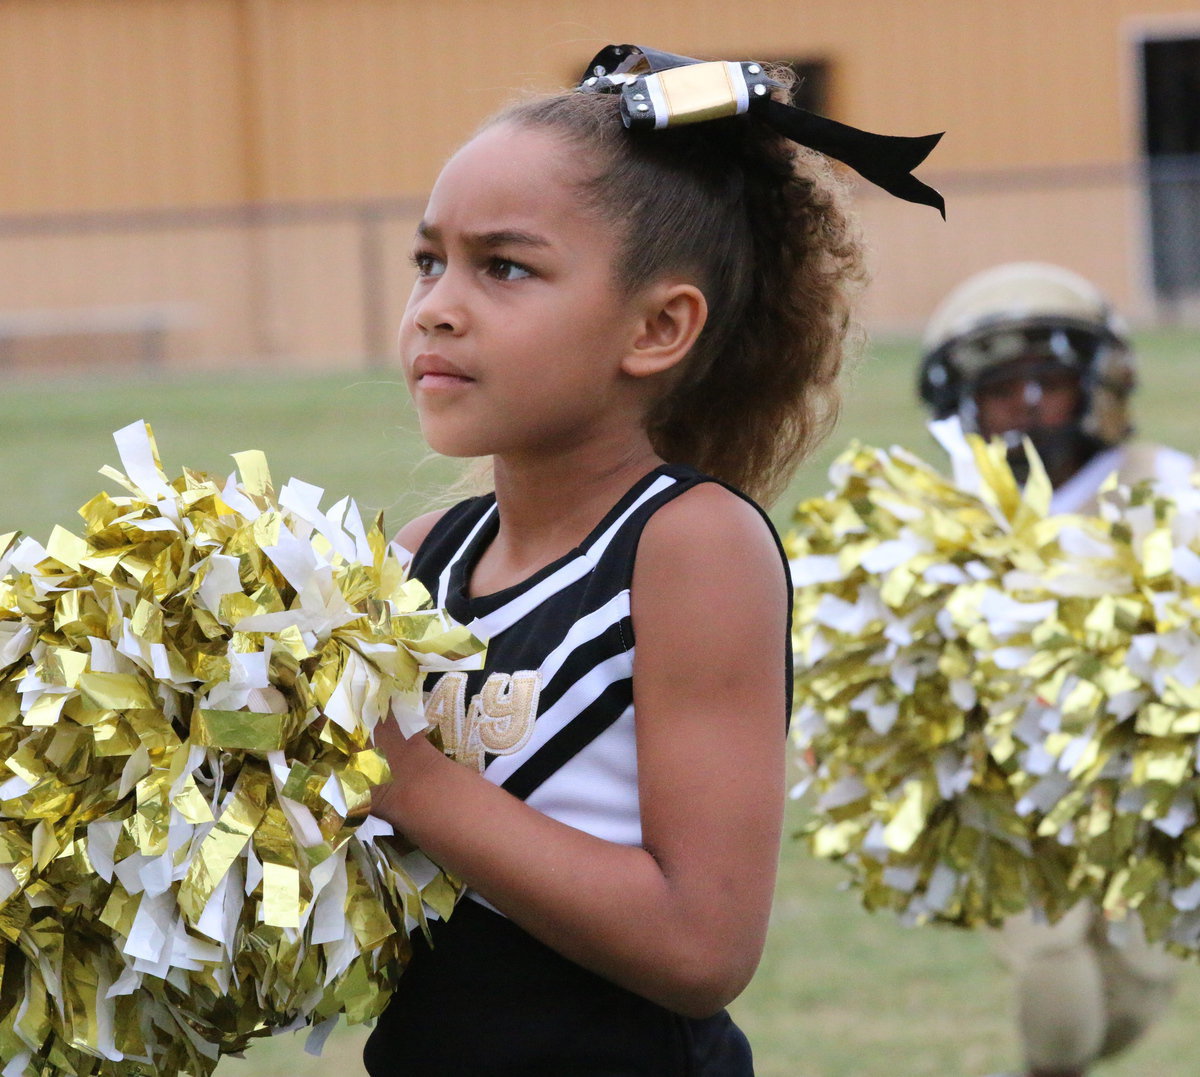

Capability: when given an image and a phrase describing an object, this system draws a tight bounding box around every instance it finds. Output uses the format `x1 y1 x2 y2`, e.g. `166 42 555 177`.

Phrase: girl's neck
471 436 662 596
495 435 661 537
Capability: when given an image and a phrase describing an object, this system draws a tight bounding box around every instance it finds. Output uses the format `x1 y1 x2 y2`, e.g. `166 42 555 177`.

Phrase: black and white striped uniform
364 463 791 1077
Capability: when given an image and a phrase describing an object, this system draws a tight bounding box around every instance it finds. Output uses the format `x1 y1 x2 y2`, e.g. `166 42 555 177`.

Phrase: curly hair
491 77 867 506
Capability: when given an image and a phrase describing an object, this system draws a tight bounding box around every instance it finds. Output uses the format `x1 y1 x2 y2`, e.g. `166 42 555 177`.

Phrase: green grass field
3 331 1200 1075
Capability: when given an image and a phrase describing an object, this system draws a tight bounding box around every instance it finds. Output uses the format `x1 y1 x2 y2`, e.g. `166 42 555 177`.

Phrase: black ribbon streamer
579 44 945 218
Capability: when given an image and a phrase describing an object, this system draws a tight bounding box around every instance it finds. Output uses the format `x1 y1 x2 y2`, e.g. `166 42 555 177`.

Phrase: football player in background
919 262 1187 1077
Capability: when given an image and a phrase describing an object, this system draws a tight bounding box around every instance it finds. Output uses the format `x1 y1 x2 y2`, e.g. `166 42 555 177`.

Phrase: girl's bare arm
374 483 788 1018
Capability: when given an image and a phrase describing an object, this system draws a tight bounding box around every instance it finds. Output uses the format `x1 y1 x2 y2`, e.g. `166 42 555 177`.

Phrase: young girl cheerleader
365 44 941 1075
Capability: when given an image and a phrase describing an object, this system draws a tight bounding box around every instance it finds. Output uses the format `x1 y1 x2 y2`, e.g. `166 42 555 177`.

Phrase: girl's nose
412 274 465 335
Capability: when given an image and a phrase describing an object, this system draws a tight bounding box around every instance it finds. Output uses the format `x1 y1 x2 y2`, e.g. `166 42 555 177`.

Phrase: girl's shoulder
631 479 793 724
636 480 788 595
394 508 451 562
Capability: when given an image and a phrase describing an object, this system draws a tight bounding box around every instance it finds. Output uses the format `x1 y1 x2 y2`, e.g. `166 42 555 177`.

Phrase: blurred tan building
1 0 1198 368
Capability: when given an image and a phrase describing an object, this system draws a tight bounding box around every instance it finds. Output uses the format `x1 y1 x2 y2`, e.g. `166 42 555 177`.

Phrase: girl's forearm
372 733 768 1017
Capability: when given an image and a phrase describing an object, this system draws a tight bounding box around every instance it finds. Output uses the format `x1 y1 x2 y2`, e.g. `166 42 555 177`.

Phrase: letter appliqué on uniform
425 671 541 772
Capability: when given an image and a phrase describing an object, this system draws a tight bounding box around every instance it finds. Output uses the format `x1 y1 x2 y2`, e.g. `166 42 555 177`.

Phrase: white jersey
1051 442 1195 514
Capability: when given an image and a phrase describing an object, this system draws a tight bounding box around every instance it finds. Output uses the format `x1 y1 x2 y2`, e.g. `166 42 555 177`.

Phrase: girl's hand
371 712 445 827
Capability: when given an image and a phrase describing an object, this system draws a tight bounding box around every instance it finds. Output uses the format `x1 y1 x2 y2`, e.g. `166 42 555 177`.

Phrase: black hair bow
578 44 945 218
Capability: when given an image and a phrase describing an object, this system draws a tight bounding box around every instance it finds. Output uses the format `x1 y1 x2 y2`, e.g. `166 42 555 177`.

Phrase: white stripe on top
537 590 630 688
527 703 641 846
482 647 635 787
470 474 676 638
435 502 497 608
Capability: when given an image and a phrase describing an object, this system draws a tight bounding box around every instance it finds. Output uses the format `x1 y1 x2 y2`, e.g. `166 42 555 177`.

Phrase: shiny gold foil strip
191 708 292 753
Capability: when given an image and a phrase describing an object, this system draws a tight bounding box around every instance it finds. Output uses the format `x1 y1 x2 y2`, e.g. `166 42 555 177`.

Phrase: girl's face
400 122 650 462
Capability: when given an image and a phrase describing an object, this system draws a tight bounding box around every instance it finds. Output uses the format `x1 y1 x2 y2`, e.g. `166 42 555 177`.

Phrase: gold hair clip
612 60 775 129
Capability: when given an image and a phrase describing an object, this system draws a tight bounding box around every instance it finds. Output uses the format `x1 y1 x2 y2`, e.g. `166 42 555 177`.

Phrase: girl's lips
418 372 474 390
412 354 474 388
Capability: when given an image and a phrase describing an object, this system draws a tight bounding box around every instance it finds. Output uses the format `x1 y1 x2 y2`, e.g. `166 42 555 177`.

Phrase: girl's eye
488 258 533 282
411 251 446 277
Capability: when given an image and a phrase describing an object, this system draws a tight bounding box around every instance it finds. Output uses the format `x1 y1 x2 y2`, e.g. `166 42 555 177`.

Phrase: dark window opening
1140 36 1200 305
1142 38 1200 156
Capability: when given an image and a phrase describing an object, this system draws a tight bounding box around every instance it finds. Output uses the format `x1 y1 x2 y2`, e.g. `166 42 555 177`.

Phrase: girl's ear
622 281 708 379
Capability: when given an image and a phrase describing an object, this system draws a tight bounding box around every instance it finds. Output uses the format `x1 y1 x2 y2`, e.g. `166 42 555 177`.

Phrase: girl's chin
419 427 492 460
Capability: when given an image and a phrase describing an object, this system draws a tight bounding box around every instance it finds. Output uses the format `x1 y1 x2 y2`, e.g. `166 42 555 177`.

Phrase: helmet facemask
918 263 1137 490
953 326 1117 485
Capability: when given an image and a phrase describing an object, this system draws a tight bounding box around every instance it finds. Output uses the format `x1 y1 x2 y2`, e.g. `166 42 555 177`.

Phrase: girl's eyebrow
416 221 551 250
